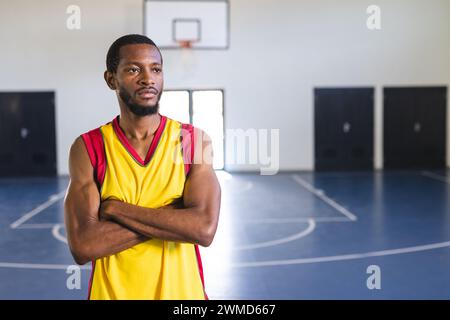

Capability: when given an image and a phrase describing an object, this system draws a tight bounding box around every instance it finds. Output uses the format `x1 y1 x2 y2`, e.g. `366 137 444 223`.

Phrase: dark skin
64 43 221 265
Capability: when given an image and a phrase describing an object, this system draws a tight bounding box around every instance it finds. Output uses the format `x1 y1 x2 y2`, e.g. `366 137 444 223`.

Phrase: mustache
135 86 159 95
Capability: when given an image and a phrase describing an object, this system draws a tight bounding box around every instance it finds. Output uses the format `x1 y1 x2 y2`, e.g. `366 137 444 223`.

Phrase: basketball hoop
177 39 198 49
177 40 196 49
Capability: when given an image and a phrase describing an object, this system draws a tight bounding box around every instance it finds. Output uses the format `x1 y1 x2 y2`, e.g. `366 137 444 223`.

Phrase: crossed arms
64 129 221 265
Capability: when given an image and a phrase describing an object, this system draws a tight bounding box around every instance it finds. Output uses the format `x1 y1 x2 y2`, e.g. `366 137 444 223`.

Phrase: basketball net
177 40 196 77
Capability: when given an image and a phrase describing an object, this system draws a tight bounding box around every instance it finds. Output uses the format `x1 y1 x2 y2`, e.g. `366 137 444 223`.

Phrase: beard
118 86 162 117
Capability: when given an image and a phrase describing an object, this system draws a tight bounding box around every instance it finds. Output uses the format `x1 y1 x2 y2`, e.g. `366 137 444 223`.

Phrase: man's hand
99 199 120 221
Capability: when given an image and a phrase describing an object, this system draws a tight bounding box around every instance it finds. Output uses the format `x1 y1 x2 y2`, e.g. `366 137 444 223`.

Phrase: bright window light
192 90 224 170
159 90 190 124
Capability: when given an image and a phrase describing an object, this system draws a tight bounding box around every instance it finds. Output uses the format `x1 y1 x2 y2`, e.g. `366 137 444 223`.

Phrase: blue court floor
1 170 450 299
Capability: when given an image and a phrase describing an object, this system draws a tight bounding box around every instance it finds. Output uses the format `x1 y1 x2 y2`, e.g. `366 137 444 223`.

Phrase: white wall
0 0 449 175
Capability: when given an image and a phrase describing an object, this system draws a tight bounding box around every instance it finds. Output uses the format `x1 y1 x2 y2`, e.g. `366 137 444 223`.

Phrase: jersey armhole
80 128 106 189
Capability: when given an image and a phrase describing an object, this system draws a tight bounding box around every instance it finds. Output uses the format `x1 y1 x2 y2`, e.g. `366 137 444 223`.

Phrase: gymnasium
0 0 449 299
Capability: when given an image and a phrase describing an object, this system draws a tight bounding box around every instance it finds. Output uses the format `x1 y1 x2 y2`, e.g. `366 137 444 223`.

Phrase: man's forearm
70 219 148 264
111 214 200 244
105 202 208 245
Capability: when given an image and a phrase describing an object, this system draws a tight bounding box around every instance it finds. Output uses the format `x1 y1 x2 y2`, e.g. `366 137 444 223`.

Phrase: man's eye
153 68 162 73
128 68 139 73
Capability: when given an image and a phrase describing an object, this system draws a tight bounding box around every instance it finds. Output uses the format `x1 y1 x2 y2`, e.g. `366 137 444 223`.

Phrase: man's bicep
64 137 101 234
183 164 220 209
183 128 221 218
182 157 221 247
65 180 100 230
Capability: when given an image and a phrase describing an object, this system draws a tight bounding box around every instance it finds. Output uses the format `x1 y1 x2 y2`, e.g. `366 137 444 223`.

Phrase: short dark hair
106 34 162 73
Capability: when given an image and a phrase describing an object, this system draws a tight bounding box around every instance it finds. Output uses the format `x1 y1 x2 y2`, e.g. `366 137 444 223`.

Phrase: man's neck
118 109 161 141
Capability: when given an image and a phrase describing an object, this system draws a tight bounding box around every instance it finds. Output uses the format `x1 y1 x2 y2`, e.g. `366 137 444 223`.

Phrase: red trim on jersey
81 128 106 188
191 126 195 173
195 244 208 300
181 123 195 175
112 114 167 166
81 129 104 300
87 260 96 300
183 125 205 298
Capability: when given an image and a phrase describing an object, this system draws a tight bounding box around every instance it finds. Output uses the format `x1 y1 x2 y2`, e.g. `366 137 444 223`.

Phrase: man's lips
136 88 158 98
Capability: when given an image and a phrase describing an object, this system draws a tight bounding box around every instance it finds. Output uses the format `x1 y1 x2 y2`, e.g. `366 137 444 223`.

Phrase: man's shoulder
81 119 113 138
77 120 112 165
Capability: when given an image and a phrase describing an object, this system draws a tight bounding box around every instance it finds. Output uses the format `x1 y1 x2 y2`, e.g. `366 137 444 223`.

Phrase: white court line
235 219 316 250
0 262 90 270
15 223 58 229
41 218 319 249
52 224 68 244
235 181 253 192
217 171 254 193
3 240 450 270
243 216 352 224
291 174 357 221
9 190 66 229
222 181 253 193
421 171 450 184
30 218 320 250
231 240 450 268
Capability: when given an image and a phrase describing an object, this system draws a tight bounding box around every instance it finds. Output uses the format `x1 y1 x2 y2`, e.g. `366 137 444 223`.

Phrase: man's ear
104 70 117 90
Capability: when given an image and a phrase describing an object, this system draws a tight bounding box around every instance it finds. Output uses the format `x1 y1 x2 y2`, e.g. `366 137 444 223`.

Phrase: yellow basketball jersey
81 114 207 300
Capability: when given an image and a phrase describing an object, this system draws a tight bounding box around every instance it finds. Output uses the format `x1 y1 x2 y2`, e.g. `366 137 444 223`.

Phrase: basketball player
64 34 221 300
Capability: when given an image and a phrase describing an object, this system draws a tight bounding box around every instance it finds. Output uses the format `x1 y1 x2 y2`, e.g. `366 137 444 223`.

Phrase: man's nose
138 69 155 86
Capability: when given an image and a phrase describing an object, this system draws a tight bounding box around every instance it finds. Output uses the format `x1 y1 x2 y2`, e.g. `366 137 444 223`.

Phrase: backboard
144 0 229 50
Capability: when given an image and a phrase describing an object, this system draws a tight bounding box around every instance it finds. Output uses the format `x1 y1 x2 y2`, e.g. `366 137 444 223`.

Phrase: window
159 90 190 124
159 89 224 169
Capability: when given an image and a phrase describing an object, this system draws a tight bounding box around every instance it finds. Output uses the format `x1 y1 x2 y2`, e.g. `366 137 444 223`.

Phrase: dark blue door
315 88 374 171
0 92 56 176
384 87 446 169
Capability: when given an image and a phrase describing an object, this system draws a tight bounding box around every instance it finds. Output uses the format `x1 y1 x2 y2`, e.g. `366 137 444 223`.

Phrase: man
64 34 221 300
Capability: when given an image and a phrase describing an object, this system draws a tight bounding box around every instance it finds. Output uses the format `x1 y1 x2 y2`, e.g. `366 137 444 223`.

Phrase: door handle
343 122 351 133
20 128 29 139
